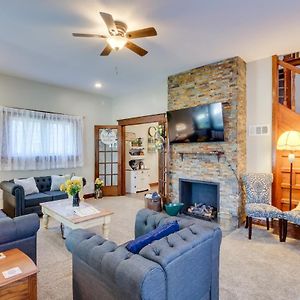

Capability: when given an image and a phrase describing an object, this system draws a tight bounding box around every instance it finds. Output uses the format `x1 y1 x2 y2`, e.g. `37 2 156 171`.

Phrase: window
0 106 83 170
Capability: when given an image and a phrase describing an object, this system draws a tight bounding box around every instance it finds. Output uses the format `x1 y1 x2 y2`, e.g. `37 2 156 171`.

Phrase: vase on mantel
95 188 103 199
72 192 80 207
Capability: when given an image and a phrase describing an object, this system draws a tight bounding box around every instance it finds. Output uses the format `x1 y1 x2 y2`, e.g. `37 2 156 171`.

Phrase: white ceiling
1 0 300 98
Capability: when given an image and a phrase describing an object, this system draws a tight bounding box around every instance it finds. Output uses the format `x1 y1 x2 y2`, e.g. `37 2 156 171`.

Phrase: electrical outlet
249 125 270 136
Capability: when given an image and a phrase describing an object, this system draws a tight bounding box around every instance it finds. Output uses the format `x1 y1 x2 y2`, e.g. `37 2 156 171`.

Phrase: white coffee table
40 199 113 239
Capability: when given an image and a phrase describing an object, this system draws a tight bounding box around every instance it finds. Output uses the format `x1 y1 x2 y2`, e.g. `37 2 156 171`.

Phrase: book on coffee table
73 206 100 217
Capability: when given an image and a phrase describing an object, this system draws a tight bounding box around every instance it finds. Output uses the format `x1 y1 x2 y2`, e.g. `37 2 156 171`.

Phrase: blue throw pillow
126 221 180 254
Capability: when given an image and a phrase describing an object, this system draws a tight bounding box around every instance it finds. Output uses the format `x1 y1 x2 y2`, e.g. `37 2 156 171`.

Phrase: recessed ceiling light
94 82 102 88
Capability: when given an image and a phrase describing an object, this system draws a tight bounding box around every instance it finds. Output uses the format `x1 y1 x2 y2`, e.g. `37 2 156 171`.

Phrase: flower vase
72 192 80 207
95 188 103 199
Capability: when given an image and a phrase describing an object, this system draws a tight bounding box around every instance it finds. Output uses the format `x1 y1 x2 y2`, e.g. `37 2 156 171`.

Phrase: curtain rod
2 106 85 119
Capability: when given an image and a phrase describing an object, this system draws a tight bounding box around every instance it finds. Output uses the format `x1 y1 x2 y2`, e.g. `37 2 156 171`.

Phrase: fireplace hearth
179 179 219 222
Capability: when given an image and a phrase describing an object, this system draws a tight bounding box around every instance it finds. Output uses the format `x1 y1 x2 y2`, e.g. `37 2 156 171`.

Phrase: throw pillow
126 221 180 254
50 175 68 191
64 174 71 181
14 177 39 196
71 176 83 185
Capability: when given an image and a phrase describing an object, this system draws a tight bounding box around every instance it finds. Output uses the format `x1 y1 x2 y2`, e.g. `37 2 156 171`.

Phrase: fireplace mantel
176 150 225 162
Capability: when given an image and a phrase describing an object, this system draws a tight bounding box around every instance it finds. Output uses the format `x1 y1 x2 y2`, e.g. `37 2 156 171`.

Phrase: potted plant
60 179 82 207
95 178 104 199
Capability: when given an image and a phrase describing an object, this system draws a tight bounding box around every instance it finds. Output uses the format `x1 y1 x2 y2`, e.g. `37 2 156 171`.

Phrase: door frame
94 125 122 196
117 113 166 196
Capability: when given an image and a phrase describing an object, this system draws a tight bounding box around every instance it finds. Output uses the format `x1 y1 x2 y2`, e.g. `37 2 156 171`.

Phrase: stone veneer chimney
168 57 246 229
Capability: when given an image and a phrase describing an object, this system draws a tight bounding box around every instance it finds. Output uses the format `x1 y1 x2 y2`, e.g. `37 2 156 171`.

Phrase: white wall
125 122 159 184
246 57 273 173
0 73 113 207
112 80 168 122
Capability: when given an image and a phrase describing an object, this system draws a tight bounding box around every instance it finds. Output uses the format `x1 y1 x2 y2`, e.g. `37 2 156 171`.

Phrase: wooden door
158 121 169 204
95 126 122 196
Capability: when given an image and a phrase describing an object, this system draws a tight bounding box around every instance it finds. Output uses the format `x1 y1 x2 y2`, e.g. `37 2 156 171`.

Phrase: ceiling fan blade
100 45 112 56
100 12 118 35
125 41 148 56
72 33 107 38
126 27 157 39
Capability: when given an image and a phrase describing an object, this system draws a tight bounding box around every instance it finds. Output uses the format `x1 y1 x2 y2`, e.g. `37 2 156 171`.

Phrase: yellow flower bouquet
95 178 104 190
60 179 82 206
60 179 82 196
95 178 104 199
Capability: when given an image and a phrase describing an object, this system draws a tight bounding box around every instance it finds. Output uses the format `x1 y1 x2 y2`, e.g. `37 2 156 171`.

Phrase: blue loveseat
0 176 86 217
0 210 40 263
66 209 222 300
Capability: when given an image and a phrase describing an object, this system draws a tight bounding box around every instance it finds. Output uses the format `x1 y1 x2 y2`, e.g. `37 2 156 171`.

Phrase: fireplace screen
179 179 219 222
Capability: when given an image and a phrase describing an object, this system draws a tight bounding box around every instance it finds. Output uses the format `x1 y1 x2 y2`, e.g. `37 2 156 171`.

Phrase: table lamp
277 130 300 210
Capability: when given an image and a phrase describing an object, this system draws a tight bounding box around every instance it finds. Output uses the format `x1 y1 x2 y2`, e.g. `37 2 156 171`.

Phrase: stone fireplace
168 57 246 229
180 179 219 222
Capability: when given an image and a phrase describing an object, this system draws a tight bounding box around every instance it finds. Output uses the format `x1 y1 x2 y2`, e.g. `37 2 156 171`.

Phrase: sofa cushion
0 210 8 219
14 177 39 196
50 175 69 191
24 193 52 207
34 176 51 193
126 221 180 254
44 191 68 200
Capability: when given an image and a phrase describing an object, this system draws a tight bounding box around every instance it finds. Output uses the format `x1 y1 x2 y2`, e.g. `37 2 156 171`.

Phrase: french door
94 125 122 196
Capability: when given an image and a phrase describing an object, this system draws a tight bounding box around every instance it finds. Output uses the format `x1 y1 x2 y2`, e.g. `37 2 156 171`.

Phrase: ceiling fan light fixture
107 35 127 51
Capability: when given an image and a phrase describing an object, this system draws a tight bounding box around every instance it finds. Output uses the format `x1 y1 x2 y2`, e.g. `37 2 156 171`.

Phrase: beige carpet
37 196 300 300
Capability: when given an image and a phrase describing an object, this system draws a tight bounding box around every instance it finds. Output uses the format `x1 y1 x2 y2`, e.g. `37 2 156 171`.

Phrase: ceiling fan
72 12 157 57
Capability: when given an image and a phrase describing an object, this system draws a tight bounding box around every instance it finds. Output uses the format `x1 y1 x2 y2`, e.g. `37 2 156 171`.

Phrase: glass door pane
95 126 120 196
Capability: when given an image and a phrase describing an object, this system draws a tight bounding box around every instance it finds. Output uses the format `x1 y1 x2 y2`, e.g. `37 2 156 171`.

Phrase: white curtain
0 106 84 170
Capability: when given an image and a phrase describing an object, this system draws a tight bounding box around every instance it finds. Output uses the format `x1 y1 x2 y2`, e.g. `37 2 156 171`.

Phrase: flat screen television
167 102 224 143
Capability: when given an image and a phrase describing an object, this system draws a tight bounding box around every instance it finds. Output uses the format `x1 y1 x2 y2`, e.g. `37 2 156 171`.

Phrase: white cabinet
126 169 150 193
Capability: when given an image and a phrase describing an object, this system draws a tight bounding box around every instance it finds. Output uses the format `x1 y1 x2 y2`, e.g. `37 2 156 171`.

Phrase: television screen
167 102 224 143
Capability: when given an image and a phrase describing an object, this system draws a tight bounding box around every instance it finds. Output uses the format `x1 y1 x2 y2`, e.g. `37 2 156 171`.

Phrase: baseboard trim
83 193 95 199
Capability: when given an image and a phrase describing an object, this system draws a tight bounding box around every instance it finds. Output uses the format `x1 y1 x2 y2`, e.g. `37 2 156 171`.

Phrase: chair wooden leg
278 219 283 242
271 218 274 228
245 216 249 229
248 217 252 240
282 219 288 242
266 218 270 230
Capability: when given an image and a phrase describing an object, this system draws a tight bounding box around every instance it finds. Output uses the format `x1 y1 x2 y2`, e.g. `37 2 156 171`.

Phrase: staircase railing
277 58 300 111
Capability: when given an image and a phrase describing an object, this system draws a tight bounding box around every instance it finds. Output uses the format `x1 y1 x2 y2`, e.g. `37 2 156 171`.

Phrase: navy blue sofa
0 176 86 218
0 210 40 263
66 209 222 300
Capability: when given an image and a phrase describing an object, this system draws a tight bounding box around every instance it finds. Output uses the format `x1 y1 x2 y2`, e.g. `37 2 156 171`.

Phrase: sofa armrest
66 229 117 260
0 213 40 244
1 181 25 217
0 181 24 196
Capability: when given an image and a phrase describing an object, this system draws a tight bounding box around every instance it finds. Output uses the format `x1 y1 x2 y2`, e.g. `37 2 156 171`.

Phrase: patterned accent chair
242 173 283 240
282 203 300 242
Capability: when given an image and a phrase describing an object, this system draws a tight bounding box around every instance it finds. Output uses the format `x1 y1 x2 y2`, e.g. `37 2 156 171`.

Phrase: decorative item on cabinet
147 124 165 152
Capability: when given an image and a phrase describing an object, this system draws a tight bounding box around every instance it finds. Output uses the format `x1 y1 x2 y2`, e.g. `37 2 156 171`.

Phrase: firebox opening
179 178 220 222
